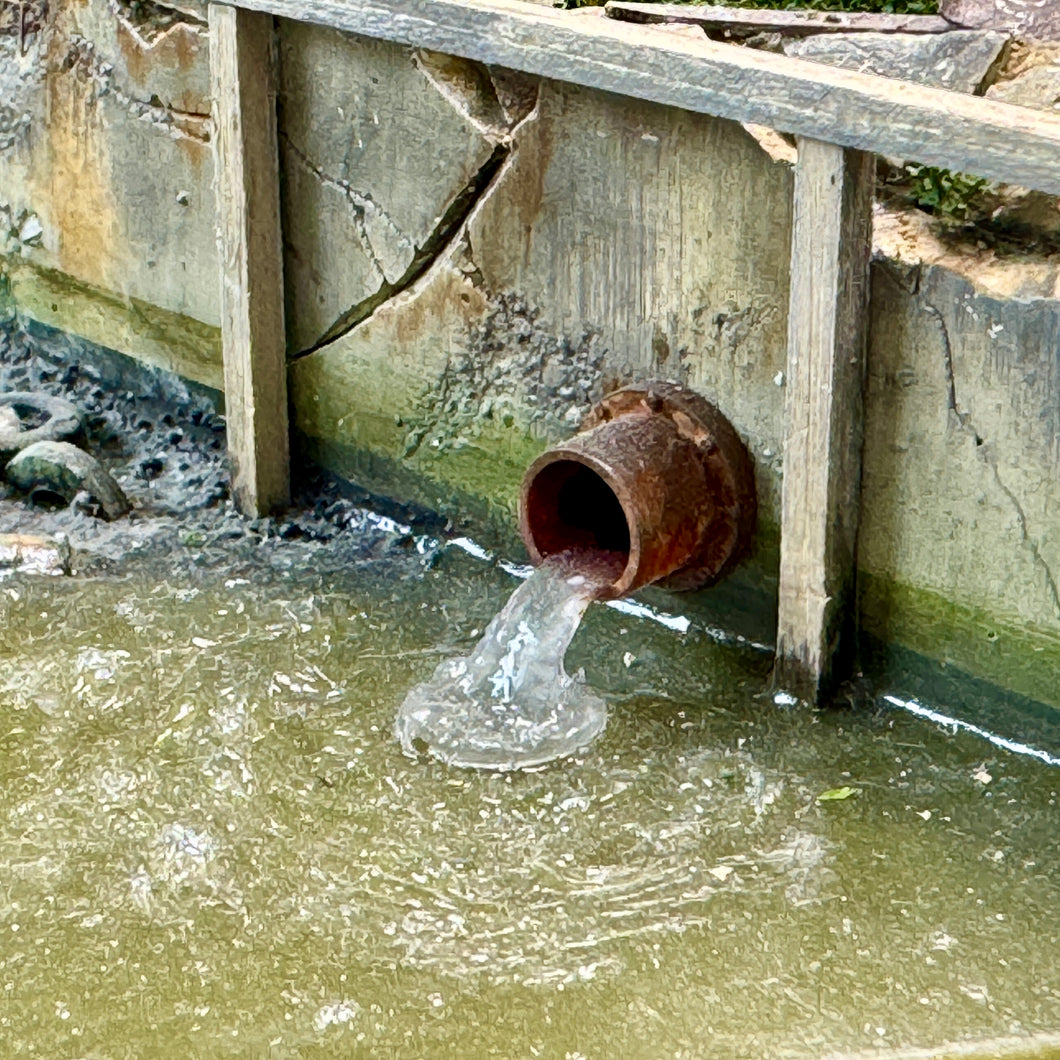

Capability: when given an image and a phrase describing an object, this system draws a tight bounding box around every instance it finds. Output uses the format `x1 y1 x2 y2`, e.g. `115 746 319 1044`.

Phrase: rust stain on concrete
39 58 118 290
116 17 208 114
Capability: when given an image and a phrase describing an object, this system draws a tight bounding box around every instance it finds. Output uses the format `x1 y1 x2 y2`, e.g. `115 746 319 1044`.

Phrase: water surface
0 523 1058 1059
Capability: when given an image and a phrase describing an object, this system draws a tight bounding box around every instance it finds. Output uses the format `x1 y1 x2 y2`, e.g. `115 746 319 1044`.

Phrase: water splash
395 552 624 770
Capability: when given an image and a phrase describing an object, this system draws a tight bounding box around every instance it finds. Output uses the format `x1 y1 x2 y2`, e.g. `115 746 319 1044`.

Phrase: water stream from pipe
396 550 625 770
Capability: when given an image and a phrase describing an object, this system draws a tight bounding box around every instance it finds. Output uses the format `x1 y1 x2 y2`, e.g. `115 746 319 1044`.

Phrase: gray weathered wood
775 139 875 703
214 0 1060 193
606 3 953 37
209 3 290 516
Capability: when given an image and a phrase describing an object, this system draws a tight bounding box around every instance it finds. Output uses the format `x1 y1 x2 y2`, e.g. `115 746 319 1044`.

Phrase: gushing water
396 551 624 770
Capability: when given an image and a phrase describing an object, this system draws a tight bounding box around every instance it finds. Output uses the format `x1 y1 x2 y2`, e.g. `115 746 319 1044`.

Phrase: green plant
905 164 990 221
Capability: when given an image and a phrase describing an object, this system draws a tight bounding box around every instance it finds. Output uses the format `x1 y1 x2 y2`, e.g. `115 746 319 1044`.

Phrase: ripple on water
266 746 832 988
1 518 1059 1057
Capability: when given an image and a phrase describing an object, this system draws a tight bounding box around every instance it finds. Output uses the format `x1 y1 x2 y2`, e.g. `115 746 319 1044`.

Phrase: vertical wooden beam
209 3 290 516
775 138 874 702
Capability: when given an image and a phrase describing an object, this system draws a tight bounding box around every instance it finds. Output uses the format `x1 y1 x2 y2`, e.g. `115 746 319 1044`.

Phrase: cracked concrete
287 51 538 355
920 297 1060 622
278 26 541 357
110 0 206 44
291 61 794 551
0 0 219 384
861 261 1060 702
4 0 1060 705
61 33 210 142
277 21 506 355
302 143 511 356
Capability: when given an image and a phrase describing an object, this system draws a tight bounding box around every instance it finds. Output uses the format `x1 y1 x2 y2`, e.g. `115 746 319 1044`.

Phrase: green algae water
0 521 1059 1060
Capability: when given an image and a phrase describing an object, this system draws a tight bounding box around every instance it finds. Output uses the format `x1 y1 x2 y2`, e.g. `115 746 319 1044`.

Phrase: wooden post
774 138 874 703
209 3 290 516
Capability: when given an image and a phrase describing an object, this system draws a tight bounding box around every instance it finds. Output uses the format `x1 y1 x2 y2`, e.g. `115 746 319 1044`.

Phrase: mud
0 323 444 573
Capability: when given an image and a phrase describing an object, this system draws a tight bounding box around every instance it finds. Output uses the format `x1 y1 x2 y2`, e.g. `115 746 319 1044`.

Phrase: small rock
782 30 1008 93
6 441 130 520
0 405 19 438
0 392 84 461
986 63 1060 110
17 214 43 246
0 532 70 578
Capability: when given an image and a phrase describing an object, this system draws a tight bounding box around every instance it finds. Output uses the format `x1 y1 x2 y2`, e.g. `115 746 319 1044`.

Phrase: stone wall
2 0 1058 706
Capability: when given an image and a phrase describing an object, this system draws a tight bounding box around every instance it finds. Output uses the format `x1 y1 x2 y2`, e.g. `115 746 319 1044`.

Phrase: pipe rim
519 448 642 599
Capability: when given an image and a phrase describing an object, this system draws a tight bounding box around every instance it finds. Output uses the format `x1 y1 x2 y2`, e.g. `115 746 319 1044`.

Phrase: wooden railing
206 0 1059 699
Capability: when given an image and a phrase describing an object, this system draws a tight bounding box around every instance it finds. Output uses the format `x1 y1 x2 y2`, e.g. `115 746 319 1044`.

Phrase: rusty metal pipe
519 383 756 599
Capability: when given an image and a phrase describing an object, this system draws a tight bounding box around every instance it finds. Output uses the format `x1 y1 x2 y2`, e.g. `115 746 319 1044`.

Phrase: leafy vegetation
902 165 991 221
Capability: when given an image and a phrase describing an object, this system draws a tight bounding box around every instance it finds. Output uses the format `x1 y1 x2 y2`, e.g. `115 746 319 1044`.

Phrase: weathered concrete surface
782 30 1008 93
860 258 1060 706
4 9 1060 707
0 0 221 387
6 439 131 520
289 30 792 560
276 23 508 354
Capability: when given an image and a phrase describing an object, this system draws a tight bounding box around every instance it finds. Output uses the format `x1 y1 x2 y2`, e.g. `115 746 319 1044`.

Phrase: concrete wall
0 0 221 387
2 0 1058 706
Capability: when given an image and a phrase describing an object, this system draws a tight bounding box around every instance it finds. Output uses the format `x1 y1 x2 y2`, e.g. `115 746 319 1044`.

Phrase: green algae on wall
3 257 222 390
860 572 1060 712
5 0 1060 715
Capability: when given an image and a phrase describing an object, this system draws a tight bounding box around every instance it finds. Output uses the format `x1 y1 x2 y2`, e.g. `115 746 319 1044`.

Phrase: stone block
986 62 1060 109
783 30 1008 93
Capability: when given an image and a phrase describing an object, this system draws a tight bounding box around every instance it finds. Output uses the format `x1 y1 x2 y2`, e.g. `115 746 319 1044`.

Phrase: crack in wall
923 297 1060 621
285 59 539 361
281 135 412 289
289 141 511 361
62 34 209 142
109 0 206 47
412 52 539 142
413 50 509 141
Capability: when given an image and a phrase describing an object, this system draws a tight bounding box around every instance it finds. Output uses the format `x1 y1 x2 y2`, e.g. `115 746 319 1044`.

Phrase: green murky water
0 524 1058 1059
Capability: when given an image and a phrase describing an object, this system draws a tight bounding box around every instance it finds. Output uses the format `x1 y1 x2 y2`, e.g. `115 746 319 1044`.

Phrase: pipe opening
524 460 631 559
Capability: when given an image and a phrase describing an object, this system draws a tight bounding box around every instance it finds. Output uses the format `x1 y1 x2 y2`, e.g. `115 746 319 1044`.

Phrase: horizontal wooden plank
606 3 954 37
220 0 1060 193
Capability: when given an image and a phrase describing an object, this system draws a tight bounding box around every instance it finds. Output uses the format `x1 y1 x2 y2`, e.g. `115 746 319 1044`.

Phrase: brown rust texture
520 383 757 598
40 33 117 289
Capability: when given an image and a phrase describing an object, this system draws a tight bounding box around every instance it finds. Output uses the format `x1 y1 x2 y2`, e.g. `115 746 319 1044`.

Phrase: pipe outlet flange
519 383 756 598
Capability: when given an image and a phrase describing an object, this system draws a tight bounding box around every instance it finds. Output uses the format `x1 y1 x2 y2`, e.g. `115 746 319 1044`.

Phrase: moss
294 430 532 550
4 257 222 390
859 571 1060 710
0 263 14 324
